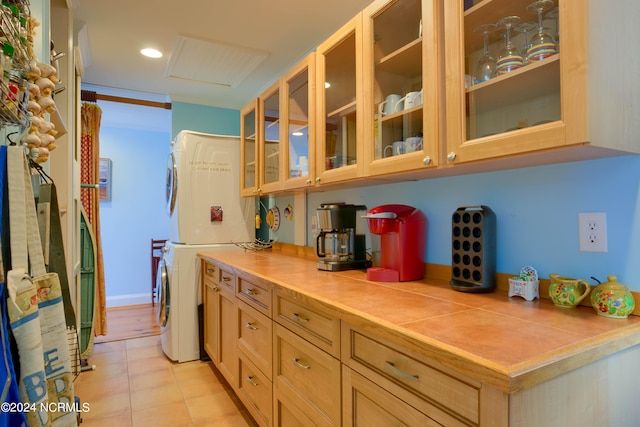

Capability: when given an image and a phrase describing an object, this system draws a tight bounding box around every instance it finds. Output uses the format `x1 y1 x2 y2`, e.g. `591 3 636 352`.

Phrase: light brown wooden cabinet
362 0 442 176
314 13 365 186
239 0 639 197
202 261 238 389
444 0 640 164
282 53 317 191
240 99 260 197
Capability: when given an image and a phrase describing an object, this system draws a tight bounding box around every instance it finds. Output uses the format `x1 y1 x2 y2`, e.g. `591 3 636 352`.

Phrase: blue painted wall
99 125 171 300
304 155 640 291
171 101 240 138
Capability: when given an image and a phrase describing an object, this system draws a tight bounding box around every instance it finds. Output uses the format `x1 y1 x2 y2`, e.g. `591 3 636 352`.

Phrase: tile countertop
198 249 640 394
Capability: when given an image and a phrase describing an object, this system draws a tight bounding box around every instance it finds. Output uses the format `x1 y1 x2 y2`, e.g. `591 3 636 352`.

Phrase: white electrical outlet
578 212 608 252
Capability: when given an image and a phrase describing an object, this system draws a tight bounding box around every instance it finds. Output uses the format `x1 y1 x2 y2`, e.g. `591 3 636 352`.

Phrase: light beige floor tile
77 413 132 427
92 340 127 354
186 390 244 422
127 355 173 375
81 391 131 421
87 348 128 365
126 343 165 361
129 368 177 391
78 362 128 385
177 373 228 399
131 401 193 427
130 381 184 411
193 412 257 427
125 335 162 350
76 375 130 403
172 360 217 382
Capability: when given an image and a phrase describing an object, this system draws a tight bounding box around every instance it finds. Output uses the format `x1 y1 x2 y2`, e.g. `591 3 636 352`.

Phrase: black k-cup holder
450 205 496 293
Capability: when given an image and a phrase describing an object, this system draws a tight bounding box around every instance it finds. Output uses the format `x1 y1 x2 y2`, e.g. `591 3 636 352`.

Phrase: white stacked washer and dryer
157 130 253 363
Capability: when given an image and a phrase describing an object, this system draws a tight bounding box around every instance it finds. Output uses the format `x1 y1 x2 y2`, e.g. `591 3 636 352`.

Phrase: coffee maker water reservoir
316 203 371 271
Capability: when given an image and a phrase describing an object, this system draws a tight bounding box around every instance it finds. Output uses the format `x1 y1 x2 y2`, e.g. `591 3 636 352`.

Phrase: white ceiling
71 0 373 111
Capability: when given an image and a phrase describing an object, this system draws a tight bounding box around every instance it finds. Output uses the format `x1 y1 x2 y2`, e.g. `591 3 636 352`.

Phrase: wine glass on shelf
473 23 497 84
526 0 558 62
514 21 538 66
496 16 524 76
545 6 559 51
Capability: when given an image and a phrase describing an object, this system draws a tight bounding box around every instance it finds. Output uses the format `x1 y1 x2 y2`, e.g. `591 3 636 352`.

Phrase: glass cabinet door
259 81 283 193
282 53 315 190
445 0 567 164
364 0 440 176
240 99 259 197
316 14 364 184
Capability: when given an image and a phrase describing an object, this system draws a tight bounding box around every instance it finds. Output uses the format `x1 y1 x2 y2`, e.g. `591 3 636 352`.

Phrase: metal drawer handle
206 268 214 274
245 322 258 330
292 358 310 370
212 286 219 292
245 288 258 296
384 361 419 381
222 276 232 282
291 313 309 323
246 376 258 386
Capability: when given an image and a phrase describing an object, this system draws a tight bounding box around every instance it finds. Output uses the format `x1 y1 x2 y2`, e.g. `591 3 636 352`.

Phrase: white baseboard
106 293 152 307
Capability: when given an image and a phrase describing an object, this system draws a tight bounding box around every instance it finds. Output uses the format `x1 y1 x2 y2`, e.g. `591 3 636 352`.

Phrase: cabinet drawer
274 291 340 358
238 353 272 427
237 273 272 316
237 300 273 380
342 323 479 426
274 323 341 427
342 365 442 427
217 265 236 294
203 261 217 282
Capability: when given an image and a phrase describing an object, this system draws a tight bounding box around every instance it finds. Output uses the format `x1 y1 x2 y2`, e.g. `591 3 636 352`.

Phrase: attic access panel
164 35 269 88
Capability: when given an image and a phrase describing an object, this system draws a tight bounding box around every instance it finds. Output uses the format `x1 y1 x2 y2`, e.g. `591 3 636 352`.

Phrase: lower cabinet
342 366 442 427
273 323 341 427
238 352 273 427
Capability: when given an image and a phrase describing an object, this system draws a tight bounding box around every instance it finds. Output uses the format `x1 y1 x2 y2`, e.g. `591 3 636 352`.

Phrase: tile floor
74 335 257 427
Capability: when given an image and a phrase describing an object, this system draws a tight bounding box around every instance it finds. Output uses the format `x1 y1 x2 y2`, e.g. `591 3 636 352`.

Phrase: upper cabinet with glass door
363 0 442 177
282 53 316 191
444 0 640 163
240 99 260 197
259 81 284 194
315 14 364 186
445 0 568 164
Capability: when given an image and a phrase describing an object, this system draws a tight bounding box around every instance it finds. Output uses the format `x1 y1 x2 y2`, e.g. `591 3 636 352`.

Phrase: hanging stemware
526 0 558 62
473 23 497 84
496 16 524 75
514 21 538 66
545 6 560 51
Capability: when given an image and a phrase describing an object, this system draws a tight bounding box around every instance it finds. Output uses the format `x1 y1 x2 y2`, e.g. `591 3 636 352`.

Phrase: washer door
166 152 177 216
156 258 170 328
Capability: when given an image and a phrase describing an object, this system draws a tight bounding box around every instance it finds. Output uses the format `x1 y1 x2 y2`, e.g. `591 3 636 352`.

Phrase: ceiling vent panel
164 35 269 88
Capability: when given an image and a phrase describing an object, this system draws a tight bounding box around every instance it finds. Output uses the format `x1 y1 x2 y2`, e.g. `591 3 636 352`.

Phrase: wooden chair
151 239 167 305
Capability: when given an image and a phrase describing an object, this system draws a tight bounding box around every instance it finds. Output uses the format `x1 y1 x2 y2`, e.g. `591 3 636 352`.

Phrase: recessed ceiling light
141 48 163 58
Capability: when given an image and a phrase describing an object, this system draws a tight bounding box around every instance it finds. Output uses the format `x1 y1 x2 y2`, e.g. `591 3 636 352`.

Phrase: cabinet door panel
316 14 364 185
273 324 340 427
343 366 442 427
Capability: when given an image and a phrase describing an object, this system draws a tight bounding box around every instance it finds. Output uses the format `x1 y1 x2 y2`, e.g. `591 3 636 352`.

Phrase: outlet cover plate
578 212 608 252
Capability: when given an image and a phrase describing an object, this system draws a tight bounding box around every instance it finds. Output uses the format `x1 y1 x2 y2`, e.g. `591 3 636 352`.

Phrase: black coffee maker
315 203 370 271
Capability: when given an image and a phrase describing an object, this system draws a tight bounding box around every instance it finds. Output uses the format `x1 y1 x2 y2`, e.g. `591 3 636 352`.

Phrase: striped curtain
80 102 107 336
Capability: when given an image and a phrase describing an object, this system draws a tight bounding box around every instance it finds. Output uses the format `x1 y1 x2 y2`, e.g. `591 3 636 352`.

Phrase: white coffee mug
384 141 409 157
397 90 423 111
405 136 423 152
378 94 401 116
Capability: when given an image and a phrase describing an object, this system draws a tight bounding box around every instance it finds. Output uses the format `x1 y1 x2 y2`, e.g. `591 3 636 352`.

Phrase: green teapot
590 276 635 319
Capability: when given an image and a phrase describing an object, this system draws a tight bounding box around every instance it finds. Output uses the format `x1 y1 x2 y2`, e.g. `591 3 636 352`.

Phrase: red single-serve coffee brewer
365 204 427 282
